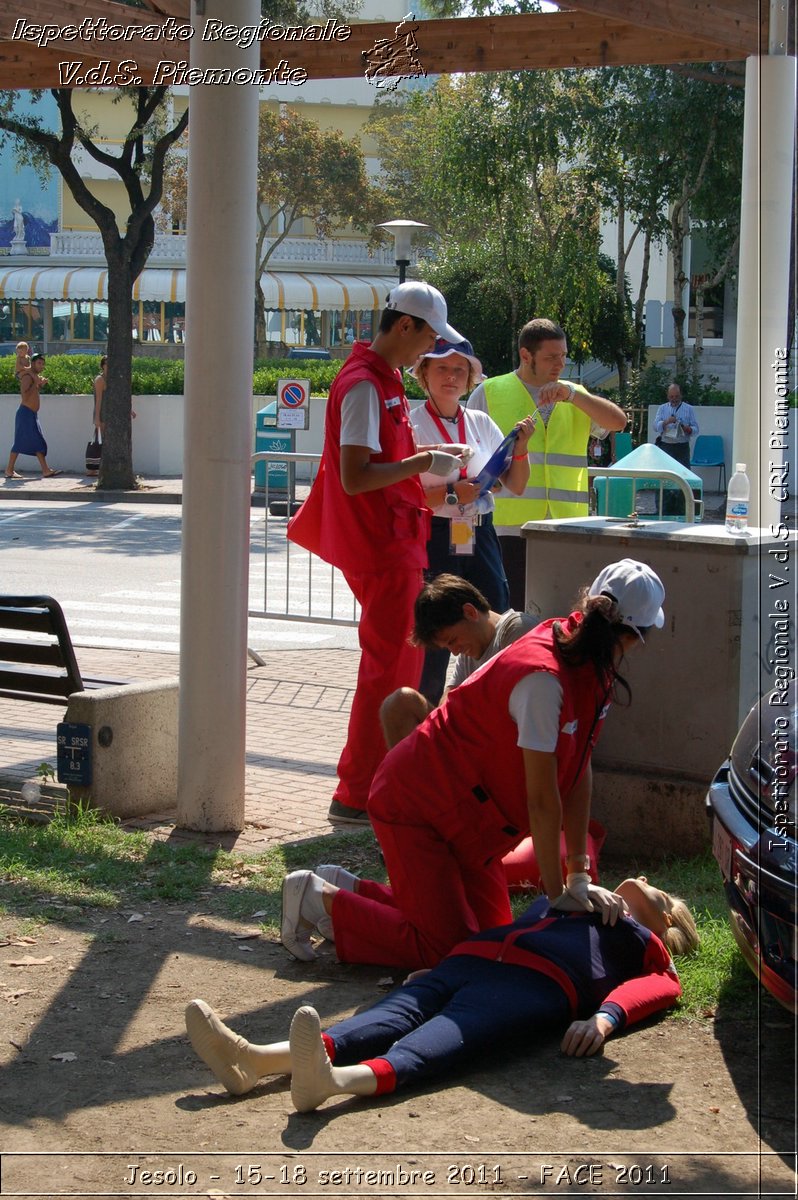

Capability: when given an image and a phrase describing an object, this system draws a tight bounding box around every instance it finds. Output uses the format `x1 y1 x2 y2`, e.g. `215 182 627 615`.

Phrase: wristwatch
566 853 591 871
445 483 459 506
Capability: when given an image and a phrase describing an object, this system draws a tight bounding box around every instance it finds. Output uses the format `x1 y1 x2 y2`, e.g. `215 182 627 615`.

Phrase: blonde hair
415 354 481 397
661 894 700 957
15 341 30 354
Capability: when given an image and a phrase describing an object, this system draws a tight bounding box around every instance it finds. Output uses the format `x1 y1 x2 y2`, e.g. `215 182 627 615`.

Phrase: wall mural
0 93 59 250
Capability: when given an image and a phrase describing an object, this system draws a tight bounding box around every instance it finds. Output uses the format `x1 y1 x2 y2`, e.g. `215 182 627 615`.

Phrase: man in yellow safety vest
468 319 627 608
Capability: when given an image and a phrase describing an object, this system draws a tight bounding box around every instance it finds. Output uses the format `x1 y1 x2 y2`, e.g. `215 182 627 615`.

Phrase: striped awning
0 265 393 311
259 271 392 313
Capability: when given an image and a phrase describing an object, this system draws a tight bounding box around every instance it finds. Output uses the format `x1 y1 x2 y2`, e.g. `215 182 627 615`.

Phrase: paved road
0 500 360 654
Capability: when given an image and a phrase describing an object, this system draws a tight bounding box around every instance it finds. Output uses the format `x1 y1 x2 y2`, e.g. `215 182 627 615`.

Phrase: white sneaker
281 871 317 961
315 864 360 892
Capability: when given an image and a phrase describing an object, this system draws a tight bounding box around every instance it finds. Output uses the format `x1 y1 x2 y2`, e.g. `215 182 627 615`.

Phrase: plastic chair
691 435 726 492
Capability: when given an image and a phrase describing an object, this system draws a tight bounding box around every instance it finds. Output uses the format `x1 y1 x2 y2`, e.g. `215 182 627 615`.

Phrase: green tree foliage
369 71 610 371
0 88 186 489
162 107 386 353
370 64 744 390
623 67 743 371
581 66 743 377
253 108 386 351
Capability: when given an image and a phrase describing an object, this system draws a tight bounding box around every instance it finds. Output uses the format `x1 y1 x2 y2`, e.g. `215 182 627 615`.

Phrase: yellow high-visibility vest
483 372 592 525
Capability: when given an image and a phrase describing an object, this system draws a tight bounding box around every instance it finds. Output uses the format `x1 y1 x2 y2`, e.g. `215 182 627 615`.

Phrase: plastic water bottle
725 463 750 533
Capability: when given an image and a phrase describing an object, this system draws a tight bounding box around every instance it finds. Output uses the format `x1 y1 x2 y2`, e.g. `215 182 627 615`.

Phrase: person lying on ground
283 559 667 969
185 876 699 1113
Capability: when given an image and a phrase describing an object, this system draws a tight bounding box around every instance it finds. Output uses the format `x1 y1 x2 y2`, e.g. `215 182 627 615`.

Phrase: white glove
427 450 468 476
446 443 475 463
565 871 592 904
550 873 593 913
585 884 630 926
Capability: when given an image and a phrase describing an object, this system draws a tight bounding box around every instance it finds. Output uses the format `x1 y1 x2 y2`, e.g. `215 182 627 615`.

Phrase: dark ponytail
553 591 636 705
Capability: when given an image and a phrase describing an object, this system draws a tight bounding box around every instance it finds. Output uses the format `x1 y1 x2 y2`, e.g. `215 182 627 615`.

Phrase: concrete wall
0 393 328 476
3 393 734 484
65 678 179 819
522 519 794 856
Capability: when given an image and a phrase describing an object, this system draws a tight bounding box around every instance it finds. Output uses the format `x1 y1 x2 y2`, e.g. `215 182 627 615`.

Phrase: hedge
8 352 794 408
0 353 429 399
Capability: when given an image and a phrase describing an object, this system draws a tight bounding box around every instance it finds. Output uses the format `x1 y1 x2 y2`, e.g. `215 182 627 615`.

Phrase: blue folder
473 430 520 496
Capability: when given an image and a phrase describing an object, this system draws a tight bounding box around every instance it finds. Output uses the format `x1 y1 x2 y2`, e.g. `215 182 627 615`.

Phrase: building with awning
0 64 408 356
0 231 400 352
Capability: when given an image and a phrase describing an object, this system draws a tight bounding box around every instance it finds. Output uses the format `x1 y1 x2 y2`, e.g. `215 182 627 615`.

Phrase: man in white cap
280 559 666 969
288 281 468 826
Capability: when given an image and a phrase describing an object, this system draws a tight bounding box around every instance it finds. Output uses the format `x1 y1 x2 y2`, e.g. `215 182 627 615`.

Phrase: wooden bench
0 595 126 705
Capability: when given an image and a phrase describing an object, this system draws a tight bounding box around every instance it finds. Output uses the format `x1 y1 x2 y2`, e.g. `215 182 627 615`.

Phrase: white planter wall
1 395 734 483
0 393 328 476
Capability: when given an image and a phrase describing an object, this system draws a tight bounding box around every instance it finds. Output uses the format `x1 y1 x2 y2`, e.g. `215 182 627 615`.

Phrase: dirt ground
1 902 795 1200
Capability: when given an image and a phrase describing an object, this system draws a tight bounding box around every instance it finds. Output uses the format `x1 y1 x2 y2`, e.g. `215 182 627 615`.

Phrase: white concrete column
732 52 796 528
177 0 260 831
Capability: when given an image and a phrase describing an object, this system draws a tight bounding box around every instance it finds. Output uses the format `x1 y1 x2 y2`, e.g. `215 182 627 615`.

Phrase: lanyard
425 402 468 479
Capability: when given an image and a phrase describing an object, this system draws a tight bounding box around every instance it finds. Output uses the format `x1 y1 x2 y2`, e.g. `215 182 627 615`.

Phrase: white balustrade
48 231 400 271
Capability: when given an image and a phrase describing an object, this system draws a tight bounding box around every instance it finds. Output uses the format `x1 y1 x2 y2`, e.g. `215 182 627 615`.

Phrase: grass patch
0 806 751 1019
0 804 381 929
599 850 758 1019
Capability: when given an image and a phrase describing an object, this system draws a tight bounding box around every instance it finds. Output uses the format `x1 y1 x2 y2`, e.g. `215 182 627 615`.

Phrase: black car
706 682 797 1012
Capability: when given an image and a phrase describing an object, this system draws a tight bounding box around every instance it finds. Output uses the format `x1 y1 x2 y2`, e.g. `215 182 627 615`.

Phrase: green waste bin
254 403 292 494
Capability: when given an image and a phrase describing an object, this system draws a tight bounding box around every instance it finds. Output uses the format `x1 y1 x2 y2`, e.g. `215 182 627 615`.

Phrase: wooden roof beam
556 0 764 57
0 11 748 89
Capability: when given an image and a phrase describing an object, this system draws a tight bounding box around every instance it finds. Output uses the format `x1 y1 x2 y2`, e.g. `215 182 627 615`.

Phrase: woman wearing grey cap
281 559 666 970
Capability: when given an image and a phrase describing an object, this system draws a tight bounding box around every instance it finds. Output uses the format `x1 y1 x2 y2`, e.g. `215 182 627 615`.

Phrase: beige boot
289 1006 377 1112
185 1000 290 1095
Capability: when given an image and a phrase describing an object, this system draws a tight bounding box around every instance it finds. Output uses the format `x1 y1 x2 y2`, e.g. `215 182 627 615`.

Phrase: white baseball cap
385 281 464 343
588 558 665 641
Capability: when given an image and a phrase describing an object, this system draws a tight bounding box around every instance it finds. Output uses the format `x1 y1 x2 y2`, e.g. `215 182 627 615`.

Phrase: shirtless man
93 355 135 439
92 355 108 434
5 354 60 479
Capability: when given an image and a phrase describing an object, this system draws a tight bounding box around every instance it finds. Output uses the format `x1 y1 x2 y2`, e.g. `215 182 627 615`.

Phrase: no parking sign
277 378 311 430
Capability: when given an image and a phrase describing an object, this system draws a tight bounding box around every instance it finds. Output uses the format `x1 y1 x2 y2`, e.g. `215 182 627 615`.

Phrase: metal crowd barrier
249 451 360 628
589 465 701 523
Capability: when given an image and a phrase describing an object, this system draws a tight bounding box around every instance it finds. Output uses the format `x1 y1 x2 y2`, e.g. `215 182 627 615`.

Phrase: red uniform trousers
332 566 424 812
334 748 520 968
333 616 608 965
332 847 512 969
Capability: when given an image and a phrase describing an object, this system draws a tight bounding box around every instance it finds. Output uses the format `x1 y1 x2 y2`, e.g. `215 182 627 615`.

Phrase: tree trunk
254 280 267 358
694 283 706 356
670 194 690 373
632 229 653 372
98 254 137 490
615 200 629 394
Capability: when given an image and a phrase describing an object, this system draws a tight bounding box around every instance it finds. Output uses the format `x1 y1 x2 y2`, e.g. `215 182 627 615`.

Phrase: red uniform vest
287 342 429 575
369 614 612 858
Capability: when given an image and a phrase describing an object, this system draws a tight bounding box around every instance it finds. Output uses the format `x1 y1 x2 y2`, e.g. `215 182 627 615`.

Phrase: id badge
450 518 475 555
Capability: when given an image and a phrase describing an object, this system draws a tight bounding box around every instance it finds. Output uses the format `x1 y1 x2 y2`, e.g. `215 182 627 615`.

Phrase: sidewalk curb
1 476 183 504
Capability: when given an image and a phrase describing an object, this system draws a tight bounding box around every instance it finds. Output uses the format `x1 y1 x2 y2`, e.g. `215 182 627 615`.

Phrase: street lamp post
378 219 429 285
